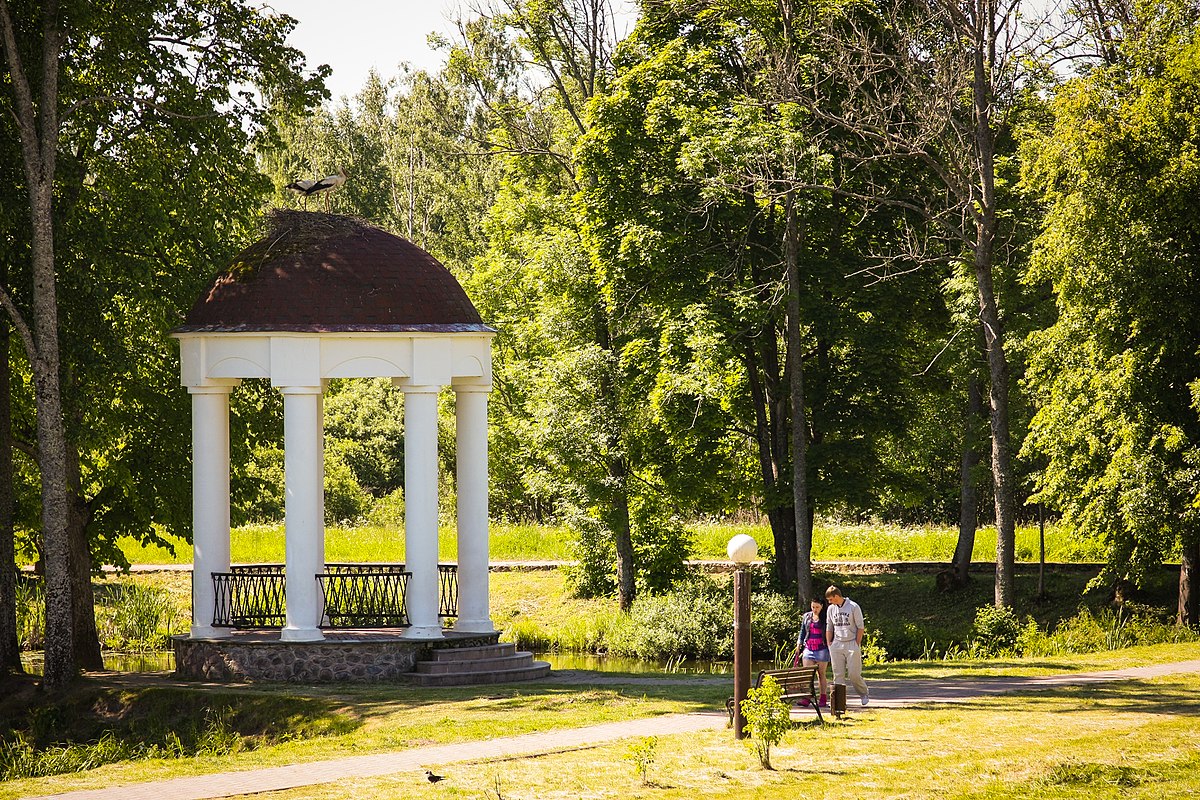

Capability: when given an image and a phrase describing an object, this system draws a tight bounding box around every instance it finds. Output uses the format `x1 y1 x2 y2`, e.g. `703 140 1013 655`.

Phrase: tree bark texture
784 195 813 604
969 0 1017 608
66 444 101 669
0 325 21 672
744 341 797 589
1179 536 1198 627
594 310 636 611
952 371 983 585
609 456 636 612
0 0 78 688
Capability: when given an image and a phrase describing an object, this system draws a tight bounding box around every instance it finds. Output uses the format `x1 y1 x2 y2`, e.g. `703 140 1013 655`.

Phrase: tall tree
0 0 323 687
580 0 944 593
1022 0 1200 624
808 0 1059 606
449 0 682 609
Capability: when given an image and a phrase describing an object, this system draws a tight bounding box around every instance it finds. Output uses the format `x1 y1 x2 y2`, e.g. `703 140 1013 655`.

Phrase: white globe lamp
726 533 758 565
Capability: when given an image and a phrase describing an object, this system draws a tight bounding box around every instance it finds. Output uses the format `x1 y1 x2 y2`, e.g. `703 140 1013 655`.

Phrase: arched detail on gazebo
172 212 496 644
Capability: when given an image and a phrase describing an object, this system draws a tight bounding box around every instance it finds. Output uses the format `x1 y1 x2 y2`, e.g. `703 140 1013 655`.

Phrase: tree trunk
0 324 21 673
31 208 76 689
1 0 77 690
784 194 813 604
65 443 101 669
744 344 796 589
971 2 1016 609
609 457 636 612
593 306 636 611
1179 535 1198 627
952 372 983 585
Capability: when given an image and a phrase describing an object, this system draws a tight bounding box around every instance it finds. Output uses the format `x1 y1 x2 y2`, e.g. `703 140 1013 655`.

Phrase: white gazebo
173 211 495 643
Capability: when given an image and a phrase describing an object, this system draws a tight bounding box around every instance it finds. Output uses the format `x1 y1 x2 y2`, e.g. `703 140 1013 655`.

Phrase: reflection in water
538 652 744 674
21 651 175 675
20 650 763 676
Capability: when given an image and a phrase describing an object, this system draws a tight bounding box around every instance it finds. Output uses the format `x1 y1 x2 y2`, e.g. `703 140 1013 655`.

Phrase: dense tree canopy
1022 0 1200 622
4 0 1200 682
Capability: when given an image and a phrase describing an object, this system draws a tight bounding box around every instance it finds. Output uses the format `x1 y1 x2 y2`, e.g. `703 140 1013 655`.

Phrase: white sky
266 1 640 104
266 1 462 102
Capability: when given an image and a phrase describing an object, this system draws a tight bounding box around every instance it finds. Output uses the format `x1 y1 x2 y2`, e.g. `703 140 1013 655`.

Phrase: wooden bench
726 666 824 725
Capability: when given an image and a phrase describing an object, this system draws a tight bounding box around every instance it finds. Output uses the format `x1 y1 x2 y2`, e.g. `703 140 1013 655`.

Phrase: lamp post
727 533 757 739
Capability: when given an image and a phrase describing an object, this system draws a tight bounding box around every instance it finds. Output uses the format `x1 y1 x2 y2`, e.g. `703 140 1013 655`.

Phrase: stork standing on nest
286 168 348 210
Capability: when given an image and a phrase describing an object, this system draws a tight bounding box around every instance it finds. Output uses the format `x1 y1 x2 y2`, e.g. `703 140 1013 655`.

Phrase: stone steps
409 643 550 686
426 643 518 661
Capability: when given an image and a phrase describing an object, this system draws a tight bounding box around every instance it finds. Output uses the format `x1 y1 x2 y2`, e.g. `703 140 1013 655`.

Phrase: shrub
1016 606 1200 656
749 590 801 658
563 513 616 599
363 487 404 527
741 675 792 769
631 507 692 595
870 621 928 661
862 629 890 665
970 604 1024 656
323 446 373 525
606 578 731 660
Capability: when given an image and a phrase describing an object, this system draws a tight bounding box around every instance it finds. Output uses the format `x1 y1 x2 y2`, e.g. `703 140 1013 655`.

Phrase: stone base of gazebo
172 628 503 683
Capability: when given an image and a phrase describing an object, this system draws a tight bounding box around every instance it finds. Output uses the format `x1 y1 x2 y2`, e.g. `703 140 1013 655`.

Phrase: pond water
20 650 176 675
21 650 758 676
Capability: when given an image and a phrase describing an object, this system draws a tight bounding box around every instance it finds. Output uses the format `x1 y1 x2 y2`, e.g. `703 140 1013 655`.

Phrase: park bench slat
726 666 824 726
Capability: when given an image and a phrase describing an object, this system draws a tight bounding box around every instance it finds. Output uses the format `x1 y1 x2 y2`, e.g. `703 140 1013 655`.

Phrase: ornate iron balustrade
210 562 458 629
318 564 410 627
438 564 458 619
211 566 287 628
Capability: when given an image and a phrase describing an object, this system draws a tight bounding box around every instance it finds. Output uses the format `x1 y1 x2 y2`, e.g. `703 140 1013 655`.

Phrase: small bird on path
425 769 445 783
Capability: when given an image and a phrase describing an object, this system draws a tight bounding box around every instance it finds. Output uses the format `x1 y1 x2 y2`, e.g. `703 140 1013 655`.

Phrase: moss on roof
226 210 375 282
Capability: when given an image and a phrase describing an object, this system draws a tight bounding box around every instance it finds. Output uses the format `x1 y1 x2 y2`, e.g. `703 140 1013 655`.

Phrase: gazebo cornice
170 323 497 336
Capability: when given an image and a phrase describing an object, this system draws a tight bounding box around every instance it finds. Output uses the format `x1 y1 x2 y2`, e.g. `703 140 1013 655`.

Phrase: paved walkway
24 659 1200 800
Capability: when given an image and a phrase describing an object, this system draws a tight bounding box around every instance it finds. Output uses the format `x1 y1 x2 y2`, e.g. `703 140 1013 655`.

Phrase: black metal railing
212 566 287 628
318 564 410 627
438 564 458 619
211 562 458 629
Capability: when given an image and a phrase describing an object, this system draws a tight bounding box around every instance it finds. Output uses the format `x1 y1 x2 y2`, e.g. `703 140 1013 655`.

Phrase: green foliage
605 579 732 661
969 605 1025 657
14 579 43 651
741 675 792 769
749 591 801 655
96 584 182 653
0 0 328 578
1016 607 1200 657
564 514 617 598
624 736 658 784
322 445 374 525
1021 0 1200 589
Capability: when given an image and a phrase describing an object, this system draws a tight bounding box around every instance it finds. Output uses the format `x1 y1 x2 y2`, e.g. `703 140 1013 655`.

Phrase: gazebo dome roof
176 210 488 333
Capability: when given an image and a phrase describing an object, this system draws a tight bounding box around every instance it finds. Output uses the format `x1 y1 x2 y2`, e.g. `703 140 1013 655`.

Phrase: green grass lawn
116 523 575 566
115 520 1105 567
4 645 1198 800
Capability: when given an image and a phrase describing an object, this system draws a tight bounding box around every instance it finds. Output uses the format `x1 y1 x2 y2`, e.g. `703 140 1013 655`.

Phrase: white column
280 385 326 642
401 384 444 639
190 386 234 638
453 385 495 633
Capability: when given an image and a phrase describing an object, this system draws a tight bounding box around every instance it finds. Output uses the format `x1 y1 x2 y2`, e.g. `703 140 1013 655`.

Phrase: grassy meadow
114 520 1102 567
3 646 1199 799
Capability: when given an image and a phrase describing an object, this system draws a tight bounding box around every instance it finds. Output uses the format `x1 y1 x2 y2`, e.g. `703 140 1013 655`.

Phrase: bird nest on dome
226 209 375 282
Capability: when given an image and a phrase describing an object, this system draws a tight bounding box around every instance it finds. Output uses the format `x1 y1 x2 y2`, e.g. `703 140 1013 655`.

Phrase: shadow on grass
895 679 1199 718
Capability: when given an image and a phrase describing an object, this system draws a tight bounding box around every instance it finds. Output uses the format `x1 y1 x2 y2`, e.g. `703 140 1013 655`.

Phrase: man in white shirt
825 585 870 706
